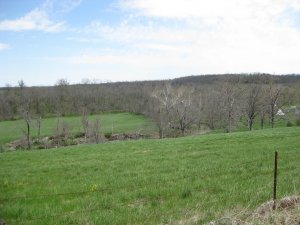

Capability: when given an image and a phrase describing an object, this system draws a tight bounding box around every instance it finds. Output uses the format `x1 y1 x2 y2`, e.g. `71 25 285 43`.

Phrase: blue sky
1 0 300 86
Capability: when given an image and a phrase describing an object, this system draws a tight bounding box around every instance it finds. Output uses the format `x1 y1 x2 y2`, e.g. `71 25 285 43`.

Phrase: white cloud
118 0 300 22
60 0 82 12
52 0 300 80
84 21 199 44
43 0 83 13
68 53 122 64
0 42 9 50
0 8 65 32
0 0 85 33
94 0 300 75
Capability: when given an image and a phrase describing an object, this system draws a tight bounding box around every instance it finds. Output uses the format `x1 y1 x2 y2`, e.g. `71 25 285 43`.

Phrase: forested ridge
1 74 300 136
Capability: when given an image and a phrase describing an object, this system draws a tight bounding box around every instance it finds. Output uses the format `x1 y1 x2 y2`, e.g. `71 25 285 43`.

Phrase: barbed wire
1 156 290 223
2 183 277 224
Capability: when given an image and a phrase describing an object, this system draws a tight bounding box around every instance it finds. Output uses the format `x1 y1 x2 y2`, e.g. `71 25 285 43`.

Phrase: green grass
0 126 299 224
210 115 299 134
0 112 157 145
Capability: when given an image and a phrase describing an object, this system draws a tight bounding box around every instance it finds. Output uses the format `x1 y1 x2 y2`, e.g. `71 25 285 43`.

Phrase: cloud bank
2 0 300 86
67 0 300 76
0 8 65 32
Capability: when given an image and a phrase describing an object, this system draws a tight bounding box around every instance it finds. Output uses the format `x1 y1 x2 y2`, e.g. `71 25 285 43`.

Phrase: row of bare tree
1 74 300 140
148 76 299 137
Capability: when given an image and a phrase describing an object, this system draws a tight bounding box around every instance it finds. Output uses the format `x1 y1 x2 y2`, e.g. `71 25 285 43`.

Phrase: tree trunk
261 117 264 129
26 119 31 150
159 128 163 139
271 111 275 128
37 117 42 140
227 111 232 133
181 128 185 136
248 118 253 131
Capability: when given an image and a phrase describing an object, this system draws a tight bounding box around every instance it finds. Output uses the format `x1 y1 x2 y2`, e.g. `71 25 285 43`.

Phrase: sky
1 0 300 87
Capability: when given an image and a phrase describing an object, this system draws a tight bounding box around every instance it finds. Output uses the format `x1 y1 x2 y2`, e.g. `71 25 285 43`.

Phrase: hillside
172 74 300 86
0 127 299 224
1 74 300 139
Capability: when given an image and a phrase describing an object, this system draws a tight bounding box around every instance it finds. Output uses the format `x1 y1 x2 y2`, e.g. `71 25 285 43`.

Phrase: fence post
273 151 278 210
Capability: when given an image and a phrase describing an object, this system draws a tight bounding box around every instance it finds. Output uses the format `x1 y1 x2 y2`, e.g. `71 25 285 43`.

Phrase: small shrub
286 121 293 127
296 118 300 126
104 132 112 139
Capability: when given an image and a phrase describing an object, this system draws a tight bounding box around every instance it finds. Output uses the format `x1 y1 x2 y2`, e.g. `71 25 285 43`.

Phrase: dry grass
162 212 201 225
176 213 201 225
207 196 300 225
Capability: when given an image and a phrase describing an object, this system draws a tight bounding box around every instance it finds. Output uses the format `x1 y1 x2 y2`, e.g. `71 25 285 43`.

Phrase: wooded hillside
1 74 300 136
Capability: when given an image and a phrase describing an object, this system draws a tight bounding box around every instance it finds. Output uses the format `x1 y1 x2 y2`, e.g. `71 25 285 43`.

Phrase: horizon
1 0 300 86
1 73 300 88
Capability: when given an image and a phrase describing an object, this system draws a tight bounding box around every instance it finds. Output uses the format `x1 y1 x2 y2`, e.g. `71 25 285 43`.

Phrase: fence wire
0 156 284 223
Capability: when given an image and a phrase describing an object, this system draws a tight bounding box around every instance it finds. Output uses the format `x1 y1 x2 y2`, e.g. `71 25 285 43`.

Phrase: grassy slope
0 112 157 145
0 127 299 224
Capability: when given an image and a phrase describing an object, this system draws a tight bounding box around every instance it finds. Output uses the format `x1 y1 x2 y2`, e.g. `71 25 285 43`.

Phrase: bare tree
244 84 261 130
151 83 195 136
202 90 221 130
151 83 178 138
17 87 32 149
265 79 282 128
1 74 299 135
55 121 71 146
36 116 42 140
55 78 71 116
148 105 168 139
90 118 102 143
56 78 69 86
18 79 25 89
173 87 196 136
56 114 60 135
219 78 242 133
259 102 267 129
81 109 89 143
19 109 31 149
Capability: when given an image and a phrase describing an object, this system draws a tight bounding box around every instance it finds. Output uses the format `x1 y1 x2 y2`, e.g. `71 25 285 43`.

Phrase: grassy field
0 112 157 145
0 126 299 224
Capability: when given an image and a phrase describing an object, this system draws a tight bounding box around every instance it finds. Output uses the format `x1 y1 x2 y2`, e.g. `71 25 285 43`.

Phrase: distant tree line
1 74 300 138
148 75 300 138
0 78 154 120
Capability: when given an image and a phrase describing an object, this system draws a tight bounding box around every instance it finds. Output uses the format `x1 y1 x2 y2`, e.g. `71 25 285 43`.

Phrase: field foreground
0 127 299 224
